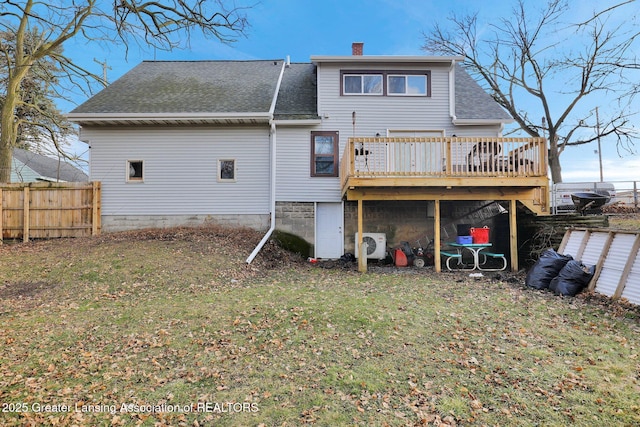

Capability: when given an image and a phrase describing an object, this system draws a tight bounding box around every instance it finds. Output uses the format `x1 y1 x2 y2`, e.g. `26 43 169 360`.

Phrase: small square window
218 159 236 182
127 160 143 182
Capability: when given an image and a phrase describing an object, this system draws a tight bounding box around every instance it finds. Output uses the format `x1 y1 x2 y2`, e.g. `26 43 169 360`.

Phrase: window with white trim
218 159 236 182
343 74 383 95
388 75 427 95
341 70 431 96
127 160 143 182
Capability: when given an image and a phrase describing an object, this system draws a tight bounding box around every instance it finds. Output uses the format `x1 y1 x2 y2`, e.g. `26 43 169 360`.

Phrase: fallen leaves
1 224 640 426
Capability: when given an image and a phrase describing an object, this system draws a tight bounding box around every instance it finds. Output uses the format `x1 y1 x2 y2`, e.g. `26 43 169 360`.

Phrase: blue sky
64 0 639 184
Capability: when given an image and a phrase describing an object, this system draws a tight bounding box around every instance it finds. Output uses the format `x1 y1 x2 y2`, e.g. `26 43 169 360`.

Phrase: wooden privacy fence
0 182 101 242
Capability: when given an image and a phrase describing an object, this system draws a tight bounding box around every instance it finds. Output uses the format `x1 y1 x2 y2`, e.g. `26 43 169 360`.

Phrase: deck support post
357 199 367 272
0 188 3 244
509 199 518 271
434 200 441 273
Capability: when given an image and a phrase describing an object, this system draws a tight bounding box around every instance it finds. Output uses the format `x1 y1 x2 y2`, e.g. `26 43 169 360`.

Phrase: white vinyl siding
318 62 503 137
319 63 451 132
276 62 504 202
84 126 270 215
276 127 341 202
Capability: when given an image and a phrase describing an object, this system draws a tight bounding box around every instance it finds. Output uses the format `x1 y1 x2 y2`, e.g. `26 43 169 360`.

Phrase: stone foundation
274 202 315 244
344 200 436 252
101 214 270 233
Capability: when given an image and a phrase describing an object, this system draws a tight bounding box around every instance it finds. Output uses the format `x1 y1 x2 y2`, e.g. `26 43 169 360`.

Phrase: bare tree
1 30 74 158
422 0 639 183
0 0 249 182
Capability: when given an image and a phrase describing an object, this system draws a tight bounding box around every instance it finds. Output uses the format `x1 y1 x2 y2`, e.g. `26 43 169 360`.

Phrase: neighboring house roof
454 64 512 123
68 57 511 125
11 148 88 182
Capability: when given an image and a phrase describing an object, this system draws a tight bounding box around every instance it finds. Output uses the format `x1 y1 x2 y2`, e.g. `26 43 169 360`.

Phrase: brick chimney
352 42 364 56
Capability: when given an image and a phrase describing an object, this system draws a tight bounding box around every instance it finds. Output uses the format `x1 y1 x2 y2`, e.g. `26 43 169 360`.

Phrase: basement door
315 202 344 259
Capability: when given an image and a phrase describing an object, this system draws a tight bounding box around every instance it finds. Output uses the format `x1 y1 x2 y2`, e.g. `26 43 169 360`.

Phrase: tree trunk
0 60 30 183
0 98 17 183
547 133 562 184
548 152 563 184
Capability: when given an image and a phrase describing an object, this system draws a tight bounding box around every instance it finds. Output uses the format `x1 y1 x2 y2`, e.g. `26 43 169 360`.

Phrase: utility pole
93 58 112 87
595 107 603 182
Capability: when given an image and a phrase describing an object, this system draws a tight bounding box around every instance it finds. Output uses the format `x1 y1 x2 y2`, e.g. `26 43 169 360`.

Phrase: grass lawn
1 225 639 426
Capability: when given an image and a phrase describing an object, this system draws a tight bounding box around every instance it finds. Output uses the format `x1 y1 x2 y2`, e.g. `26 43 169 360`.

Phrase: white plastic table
448 242 492 270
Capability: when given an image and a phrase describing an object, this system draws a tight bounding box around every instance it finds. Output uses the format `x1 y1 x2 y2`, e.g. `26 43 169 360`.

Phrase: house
67 43 549 271
11 148 88 182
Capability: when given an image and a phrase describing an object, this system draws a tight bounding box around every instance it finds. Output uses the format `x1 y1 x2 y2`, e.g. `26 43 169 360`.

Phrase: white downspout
246 60 287 264
449 59 457 121
245 122 277 264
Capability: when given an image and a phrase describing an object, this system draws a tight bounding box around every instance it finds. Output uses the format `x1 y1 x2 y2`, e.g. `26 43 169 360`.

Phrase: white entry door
387 129 444 174
316 202 344 259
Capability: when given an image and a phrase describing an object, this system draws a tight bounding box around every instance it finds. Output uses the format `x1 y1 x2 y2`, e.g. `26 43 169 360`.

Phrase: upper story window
388 75 427 95
343 74 383 95
341 70 431 96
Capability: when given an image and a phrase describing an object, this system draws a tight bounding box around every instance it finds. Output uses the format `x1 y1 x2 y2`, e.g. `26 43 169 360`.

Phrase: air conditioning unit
355 233 387 259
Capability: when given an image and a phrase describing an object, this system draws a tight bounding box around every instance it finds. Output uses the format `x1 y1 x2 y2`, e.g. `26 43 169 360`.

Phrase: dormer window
343 74 383 95
388 75 427 95
341 70 430 96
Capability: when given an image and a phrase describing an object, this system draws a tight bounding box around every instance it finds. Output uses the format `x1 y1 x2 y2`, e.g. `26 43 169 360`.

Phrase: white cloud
562 154 640 183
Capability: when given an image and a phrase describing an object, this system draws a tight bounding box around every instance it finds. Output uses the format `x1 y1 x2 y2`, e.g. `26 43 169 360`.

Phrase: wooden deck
341 136 549 215
341 137 550 273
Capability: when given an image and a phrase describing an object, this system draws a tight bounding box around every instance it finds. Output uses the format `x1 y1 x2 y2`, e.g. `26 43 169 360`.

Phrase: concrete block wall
344 200 435 253
101 214 270 232
272 200 506 256
439 201 503 240
275 201 315 244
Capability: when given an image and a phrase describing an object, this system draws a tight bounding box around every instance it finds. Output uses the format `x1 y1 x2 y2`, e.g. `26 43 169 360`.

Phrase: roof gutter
452 118 515 125
66 112 272 124
246 59 287 264
311 55 464 64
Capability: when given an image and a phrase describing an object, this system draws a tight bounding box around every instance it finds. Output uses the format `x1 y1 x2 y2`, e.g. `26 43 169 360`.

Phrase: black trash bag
525 249 573 290
549 260 595 296
340 253 356 263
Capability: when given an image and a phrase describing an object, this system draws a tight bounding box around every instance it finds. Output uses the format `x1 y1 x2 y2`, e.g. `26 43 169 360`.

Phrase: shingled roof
70 60 286 123
454 64 512 122
69 58 509 124
274 63 318 120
